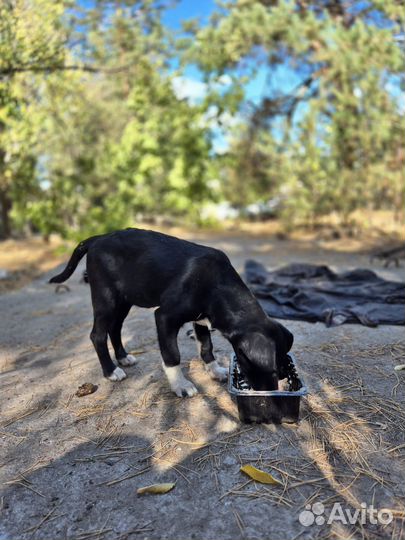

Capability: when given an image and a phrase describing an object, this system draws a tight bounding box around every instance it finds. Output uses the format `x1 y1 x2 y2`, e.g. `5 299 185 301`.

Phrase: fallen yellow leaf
240 464 282 485
137 482 176 495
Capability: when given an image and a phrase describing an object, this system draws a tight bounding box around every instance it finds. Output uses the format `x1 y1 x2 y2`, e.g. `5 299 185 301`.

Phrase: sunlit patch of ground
0 236 71 294
0 231 404 539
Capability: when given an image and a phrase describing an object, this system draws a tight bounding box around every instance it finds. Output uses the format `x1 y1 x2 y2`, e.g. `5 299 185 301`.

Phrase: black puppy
49 229 293 396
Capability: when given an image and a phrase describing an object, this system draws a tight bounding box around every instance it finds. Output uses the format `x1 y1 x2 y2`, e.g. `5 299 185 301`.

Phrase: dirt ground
1 231 404 540
0 237 68 294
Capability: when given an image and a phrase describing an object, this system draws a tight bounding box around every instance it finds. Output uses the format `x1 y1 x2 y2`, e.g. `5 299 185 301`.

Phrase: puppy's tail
49 235 102 284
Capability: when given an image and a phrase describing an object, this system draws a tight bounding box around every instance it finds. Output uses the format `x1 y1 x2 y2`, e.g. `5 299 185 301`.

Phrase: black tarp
244 260 405 327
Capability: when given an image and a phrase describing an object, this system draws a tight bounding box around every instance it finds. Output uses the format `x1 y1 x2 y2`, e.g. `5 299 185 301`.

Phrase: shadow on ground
1 235 405 540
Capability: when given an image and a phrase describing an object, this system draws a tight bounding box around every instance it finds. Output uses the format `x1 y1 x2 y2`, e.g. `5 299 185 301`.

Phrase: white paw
172 378 198 398
108 366 127 381
162 364 198 398
206 361 228 382
118 354 138 366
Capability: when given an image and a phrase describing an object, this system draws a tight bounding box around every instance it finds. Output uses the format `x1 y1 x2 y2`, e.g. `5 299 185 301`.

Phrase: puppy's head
233 321 294 390
234 331 278 390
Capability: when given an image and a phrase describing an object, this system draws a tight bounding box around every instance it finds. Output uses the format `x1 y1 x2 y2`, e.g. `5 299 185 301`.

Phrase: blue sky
163 0 217 30
163 0 301 105
162 0 305 151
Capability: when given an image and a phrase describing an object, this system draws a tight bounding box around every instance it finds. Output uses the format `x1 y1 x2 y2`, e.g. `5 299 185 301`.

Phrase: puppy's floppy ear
237 332 276 372
274 326 293 380
272 323 294 356
234 331 279 391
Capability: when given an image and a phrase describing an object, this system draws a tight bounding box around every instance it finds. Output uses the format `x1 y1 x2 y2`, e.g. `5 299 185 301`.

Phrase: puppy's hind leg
193 323 227 382
108 303 137 367
155 308 198 397
90 313 127 382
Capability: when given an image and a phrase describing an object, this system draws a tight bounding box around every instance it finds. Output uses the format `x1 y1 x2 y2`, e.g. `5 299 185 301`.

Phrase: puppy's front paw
108 366 127 381
163 364 198 398
206 361 228 382
118 354 138 367
172 378 198 398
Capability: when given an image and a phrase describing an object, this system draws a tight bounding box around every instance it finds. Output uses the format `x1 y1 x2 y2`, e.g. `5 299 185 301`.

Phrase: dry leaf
137 482 176 495
75 383 98 397
240 464 282 485
394 364 405 371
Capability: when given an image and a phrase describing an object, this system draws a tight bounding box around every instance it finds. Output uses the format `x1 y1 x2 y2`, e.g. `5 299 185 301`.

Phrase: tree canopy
0 0 404 238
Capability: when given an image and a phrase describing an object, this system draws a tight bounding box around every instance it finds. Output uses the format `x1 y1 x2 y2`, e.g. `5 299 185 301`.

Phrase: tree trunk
0 190 12 238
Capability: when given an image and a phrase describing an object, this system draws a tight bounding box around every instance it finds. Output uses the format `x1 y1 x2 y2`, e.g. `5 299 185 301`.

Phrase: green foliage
191 0 405 226
0 0 214 238
110 67 212 220
0 0 404 238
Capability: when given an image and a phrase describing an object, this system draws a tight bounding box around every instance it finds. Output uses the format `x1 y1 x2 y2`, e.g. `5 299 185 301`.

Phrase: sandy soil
0 232 404 540
0 237 69 294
